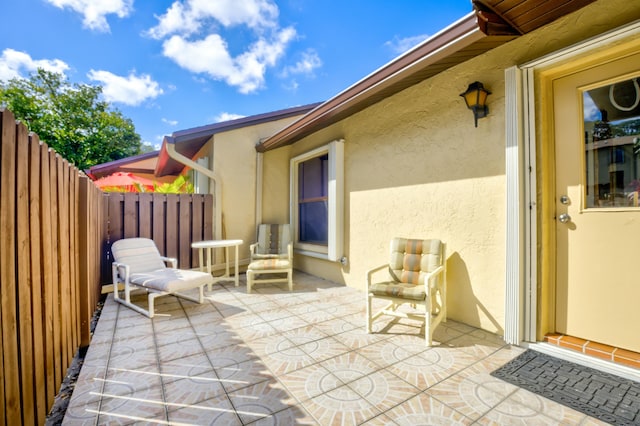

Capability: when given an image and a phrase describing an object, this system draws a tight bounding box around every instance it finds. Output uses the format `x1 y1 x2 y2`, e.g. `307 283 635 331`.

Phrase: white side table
191 239 243 289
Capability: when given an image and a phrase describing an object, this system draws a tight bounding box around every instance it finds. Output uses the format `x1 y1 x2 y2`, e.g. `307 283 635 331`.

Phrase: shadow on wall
447 252 504 336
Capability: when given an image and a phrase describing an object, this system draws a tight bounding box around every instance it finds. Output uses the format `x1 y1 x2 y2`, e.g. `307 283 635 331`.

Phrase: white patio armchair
246 224 293 293
366 238 447 346
111 238 214 318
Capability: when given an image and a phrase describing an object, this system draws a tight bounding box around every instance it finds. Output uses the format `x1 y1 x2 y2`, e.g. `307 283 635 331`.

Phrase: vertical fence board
179 195 191 267
166 194 178 260
101 193 110 283
40 145 55 409
28 134 47 424
204 195 214 241
108 193 123 241
16 121 35 426
78 178 92 346
139 193 152 238
56 159 70 376
49 150 63 390
69 165 79 356
123 193 138 238
0 109 22 424
192 196 203 267
152 194 166 255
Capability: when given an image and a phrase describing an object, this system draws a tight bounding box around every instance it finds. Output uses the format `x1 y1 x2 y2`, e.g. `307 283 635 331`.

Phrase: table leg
234 244 239 287
199 248 204 272
224 246 230 279
207 247 212 291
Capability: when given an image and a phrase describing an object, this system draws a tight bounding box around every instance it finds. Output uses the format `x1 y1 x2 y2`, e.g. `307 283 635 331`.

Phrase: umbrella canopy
93 172 155 192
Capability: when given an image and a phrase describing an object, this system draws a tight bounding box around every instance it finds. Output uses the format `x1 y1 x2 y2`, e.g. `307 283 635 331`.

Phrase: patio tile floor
63 272 608 425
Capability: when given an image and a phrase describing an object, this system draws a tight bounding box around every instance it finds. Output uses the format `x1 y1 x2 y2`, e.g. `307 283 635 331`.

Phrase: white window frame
290 139 344 261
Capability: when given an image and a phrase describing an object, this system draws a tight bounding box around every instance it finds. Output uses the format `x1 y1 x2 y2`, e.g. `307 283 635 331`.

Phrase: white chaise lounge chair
111 237 213 318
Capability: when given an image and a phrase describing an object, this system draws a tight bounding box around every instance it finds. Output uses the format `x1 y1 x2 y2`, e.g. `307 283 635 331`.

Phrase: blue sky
0 0 472 149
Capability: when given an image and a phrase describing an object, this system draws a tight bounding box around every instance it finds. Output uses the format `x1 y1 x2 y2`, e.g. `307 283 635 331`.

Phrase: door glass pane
584 76 640 208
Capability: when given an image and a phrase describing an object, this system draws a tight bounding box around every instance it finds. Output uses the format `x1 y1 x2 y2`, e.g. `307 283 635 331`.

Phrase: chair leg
366 293 372 333
247 270 253 293
425 302 432 347
288 268 293 291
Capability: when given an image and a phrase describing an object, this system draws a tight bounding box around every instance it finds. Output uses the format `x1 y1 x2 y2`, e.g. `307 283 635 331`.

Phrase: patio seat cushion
251 253 290 260
368 281 426 301
248 258 291 271
389 238 442 285
129 268 213 293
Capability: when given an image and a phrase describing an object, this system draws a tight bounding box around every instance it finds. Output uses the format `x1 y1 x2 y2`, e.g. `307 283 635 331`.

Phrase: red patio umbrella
93 172 155 192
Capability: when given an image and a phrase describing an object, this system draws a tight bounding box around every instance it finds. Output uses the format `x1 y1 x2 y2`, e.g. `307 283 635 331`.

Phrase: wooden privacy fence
0 108 214 425
0 109 105 425
102 192 214 283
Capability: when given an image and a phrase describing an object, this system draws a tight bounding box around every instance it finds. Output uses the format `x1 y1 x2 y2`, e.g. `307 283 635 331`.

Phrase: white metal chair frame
366 239 447 346
112 238 212 318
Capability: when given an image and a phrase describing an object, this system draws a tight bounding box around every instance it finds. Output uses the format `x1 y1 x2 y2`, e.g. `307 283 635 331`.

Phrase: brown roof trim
155 102 322 176
86 150 159 179
257 13 492 152
257 0 596 152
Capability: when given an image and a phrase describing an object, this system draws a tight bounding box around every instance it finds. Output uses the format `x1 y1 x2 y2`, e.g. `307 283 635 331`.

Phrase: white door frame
504 19 640 346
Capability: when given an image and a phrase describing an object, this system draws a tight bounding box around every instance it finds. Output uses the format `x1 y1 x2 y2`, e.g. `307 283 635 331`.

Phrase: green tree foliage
0 69 142 170
153 175 194 194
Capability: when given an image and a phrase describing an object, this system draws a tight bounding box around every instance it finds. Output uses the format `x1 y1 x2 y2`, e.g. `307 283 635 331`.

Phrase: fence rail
0 108 214 424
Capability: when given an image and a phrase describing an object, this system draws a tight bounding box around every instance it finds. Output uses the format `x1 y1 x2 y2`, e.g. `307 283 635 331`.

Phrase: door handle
558 213 571 223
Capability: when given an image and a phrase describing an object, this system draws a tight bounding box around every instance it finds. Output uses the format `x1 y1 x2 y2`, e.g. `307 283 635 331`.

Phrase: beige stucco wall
260 0 640 335
210 116 307 265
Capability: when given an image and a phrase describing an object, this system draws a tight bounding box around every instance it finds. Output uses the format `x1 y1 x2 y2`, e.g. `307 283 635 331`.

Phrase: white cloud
384 34 429 55
146 0 278 39
162 27 296 93
148 0 295 94
214 112 245 122
0 48 70 81
583 93 600 121
45 0 133 32
282 49 322 77
87 70 163 106
162 118 178 126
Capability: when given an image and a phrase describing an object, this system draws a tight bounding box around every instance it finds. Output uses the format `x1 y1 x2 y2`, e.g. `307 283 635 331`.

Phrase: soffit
473 0 597 35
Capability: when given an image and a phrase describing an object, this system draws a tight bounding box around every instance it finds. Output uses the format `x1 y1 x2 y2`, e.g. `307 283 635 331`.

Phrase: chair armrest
112 262 130 283
161 256 177 268
366 264 388 287
423 265 445 289
249 243 258 256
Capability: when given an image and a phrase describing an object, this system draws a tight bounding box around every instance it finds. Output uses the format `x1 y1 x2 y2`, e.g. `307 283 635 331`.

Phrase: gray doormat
490 349 640 425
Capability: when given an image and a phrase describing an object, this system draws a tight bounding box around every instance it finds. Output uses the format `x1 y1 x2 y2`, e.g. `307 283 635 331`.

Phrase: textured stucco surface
260 0 640 334
211 116 305 263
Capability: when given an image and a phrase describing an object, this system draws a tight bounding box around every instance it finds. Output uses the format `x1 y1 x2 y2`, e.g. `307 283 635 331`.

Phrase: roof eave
154 102 323 176
256 13 504 152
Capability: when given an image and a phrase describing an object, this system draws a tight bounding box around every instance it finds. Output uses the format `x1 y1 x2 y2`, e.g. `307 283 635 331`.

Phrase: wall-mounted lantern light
460 81 491 127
